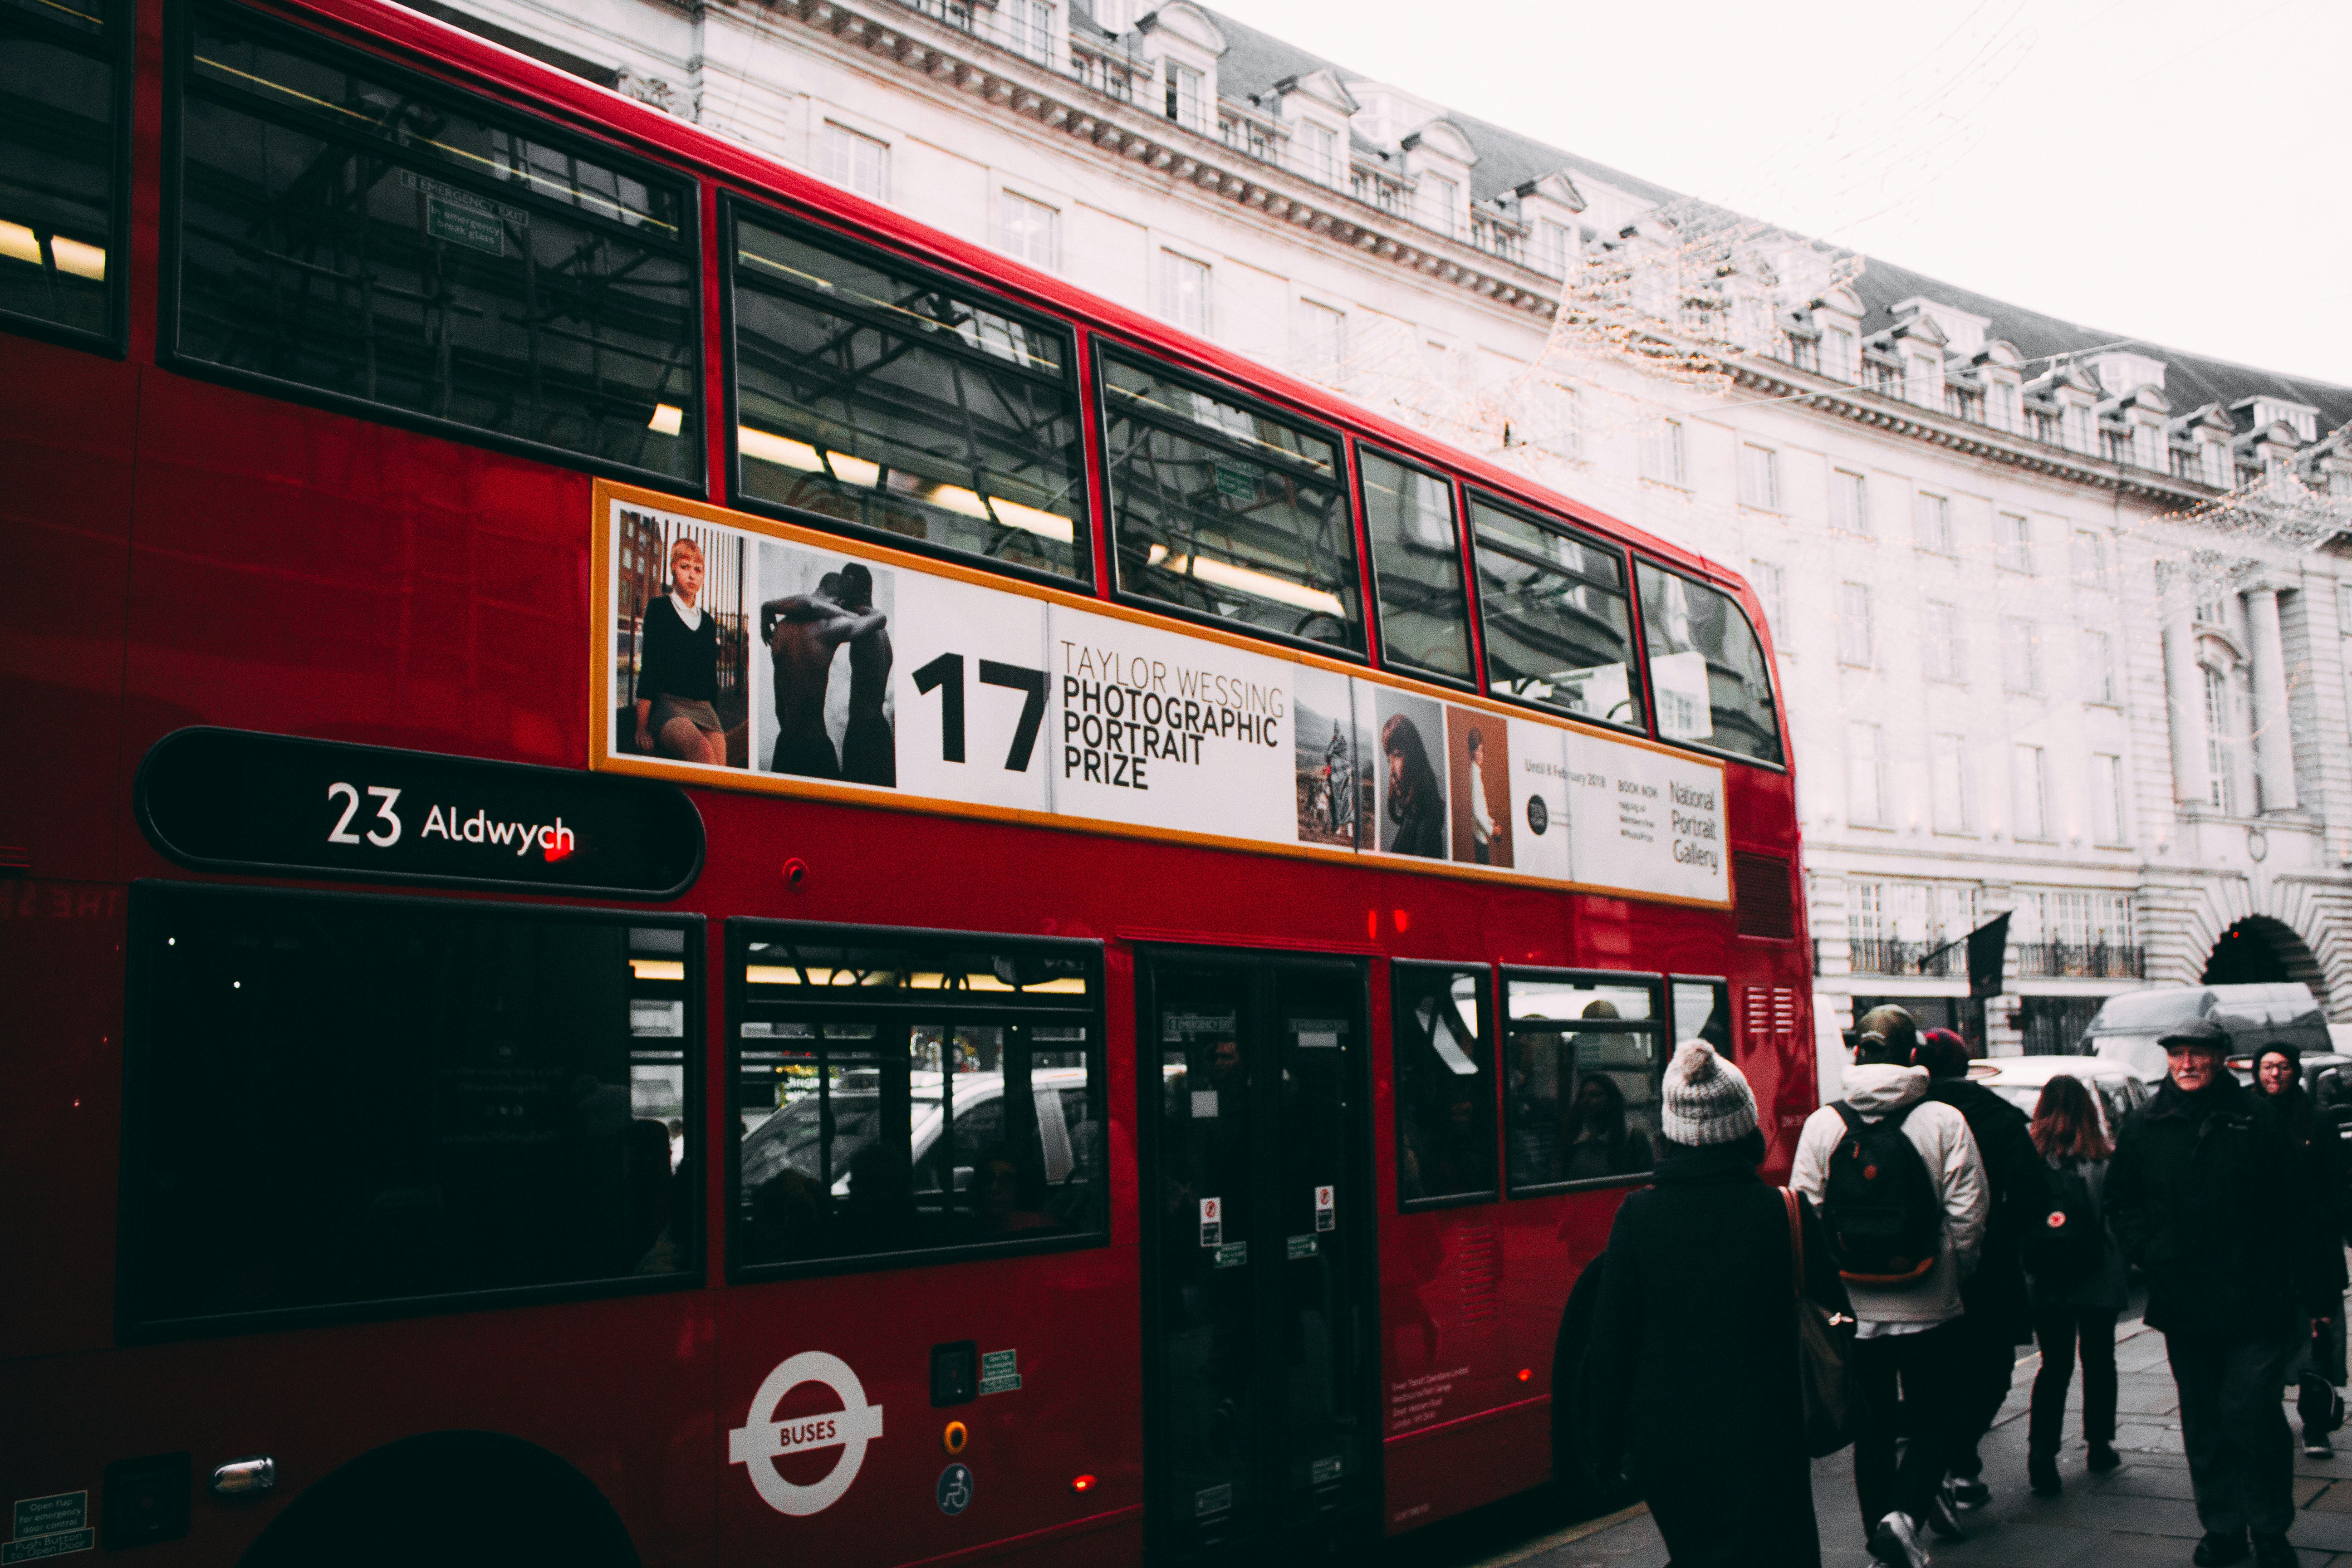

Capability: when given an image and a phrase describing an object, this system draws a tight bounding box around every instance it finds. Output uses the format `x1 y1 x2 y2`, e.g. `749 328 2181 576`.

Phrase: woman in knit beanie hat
1580 1040 1852 1567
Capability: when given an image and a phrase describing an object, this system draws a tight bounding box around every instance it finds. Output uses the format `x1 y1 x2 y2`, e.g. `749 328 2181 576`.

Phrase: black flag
1967 912 2013 1000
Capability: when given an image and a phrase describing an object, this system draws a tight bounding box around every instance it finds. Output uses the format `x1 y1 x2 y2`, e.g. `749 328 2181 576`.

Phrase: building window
1913 492 1953 554
1640 419 1685 485
1991 380 2019 431
1931 732 1970 832
1165 63 1205 132
1419 172 1458 237
1847 879 1889 941
819 122 889 201
1739 444 1778 510
1847 722 1885 826
1537 219 1573 279
1293 298 1345 384
1300 121 1338 186
1752 560 1787 639
1923 600 1964 682
1004 0 1053 62
1536 380 1582 461
1838 581 1873 667
1830 470 1870 535
2194 591 2227 627
2012 745 2047 838
2072 529 2110 591
995 191 1058 270
1995 512 2031 573
2082 629 2116 704
2203 666 2232 812
1154 250 1210 335
2092 753 2124 843
1788 334 1820 373
1825 327 1855 382
2001 617 2038 693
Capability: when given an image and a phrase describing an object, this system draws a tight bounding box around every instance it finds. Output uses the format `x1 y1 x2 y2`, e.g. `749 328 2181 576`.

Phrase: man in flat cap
2108 1017 2339 1567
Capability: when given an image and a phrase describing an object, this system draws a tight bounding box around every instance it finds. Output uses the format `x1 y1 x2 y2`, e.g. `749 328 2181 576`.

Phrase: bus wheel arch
239 1430 639 1568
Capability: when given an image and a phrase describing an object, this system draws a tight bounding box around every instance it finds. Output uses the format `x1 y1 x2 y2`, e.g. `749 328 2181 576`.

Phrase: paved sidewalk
1474 1316 2352 1568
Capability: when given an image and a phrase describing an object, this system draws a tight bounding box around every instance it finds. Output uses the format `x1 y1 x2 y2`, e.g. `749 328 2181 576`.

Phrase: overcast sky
1210 0 2350 387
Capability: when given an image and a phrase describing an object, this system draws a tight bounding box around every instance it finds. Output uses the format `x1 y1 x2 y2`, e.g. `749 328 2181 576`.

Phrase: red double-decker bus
0 0 1813 1559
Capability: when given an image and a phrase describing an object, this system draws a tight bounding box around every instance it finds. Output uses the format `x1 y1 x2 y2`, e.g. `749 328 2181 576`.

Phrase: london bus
0 0 1813 1558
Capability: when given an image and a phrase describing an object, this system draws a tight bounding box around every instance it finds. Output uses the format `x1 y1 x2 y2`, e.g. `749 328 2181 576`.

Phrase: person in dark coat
2108 1018 2337 1568
2021 1073 2128 1496
1917 1026 2056 1509
1585 1040 1853 1568
2252 1041 2351 1458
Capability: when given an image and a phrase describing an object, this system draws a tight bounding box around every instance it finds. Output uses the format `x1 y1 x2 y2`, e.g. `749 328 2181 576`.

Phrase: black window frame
1465 487 1649 737
724 917 1110 1284
720 191 1096 594
160 0 707 494
1631 554 1789 772
1093 335 1370 662
1390 958 1498 1213
0 0 133 354
1499 964 1666 1200
118 878 707 1343
1353 444 1478 693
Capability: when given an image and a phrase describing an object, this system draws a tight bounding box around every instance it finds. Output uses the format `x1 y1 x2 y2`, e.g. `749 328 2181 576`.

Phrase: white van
2085 982 2332 1083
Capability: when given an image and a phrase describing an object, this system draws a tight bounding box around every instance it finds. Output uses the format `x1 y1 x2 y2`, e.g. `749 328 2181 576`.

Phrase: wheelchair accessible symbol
937 1463 974 1515
728 1351 887 1516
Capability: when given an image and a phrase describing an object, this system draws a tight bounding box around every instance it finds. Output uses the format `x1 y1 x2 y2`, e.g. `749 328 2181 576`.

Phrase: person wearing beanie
1790 1005 1987 1568
2109 1018 2336 1567
1582 1042 1852 1567
2251 1041 2350 1460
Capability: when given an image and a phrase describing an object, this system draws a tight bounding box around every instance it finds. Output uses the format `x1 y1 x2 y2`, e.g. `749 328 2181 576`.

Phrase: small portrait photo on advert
615 507 752 769
1293 666 1369 849
1446 706 1511 868
756 541 897 787
1373 686 1447 859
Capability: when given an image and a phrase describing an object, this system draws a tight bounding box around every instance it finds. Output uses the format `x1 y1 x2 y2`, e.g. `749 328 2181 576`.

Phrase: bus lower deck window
1503 972 1663 1193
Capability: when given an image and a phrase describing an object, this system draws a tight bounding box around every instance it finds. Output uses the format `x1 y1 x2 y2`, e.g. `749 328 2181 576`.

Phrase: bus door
1137 949 1377 1560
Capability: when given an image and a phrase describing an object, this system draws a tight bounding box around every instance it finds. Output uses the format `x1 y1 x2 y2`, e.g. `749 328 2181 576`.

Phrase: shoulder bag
1782 1186 1858 1457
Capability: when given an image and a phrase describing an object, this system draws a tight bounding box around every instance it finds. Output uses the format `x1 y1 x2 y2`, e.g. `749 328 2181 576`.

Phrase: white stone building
413 0 2352 1072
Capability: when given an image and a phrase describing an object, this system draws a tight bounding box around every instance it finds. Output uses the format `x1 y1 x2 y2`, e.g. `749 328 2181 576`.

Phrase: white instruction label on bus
1314 1185 1335 1232
727 1352 886 1517
1199 1196 1221 1246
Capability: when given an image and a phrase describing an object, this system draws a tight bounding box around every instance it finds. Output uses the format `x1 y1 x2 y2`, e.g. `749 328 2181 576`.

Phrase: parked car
1969 1054 2151 1137
2084 983 2331 1083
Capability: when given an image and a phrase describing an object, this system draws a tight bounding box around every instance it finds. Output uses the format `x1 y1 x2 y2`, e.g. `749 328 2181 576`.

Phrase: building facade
419 0 2352 1078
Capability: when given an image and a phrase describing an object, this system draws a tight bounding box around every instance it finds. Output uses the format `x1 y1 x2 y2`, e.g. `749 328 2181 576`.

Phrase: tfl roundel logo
728 1352 887 1516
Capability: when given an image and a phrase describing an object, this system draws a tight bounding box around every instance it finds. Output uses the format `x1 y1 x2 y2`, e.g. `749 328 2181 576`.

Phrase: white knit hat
1659 1039 1759 1147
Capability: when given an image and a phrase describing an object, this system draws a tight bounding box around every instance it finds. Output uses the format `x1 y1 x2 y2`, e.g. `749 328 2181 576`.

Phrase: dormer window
1536 220 1573 279
2247 398 2319 442
1093 0 1137 29
1992 380 2019 432
1300 121 1338 186
1420 173 1458 238
1826 328 1855 382
1004 0 1053 64
1166 64 1205 132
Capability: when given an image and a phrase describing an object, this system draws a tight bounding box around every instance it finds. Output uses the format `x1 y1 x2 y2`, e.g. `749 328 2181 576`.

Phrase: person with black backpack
2021 1073 2127 1496
1791 1010 1988 1568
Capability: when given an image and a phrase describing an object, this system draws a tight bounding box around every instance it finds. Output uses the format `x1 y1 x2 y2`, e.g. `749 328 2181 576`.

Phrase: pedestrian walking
1791 1006 1987 1568
1916 1025 2055 1511
2108 1018 2338 1568
2020 1073 2127 1496
2251 1040 2350 1458
1583 1041 1853 1568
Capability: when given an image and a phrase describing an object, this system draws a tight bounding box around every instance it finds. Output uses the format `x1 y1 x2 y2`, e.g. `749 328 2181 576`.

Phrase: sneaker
1921 1484 1965 1541
2192 1531 2250 1567
2305 1427 2335 1460
1869 1512 1930 1568
2251 1533 2296 1568
2087 1440 2121 1474
2028 1452 2062 1496
1946 1471 1991 1509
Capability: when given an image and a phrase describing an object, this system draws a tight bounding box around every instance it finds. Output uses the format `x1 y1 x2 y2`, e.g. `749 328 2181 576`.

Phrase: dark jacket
2108 1072 2334 1339
1924 1075 2055 1343
1583 1146 1853 1568
637 595 719 704
2270 1084 2352 1297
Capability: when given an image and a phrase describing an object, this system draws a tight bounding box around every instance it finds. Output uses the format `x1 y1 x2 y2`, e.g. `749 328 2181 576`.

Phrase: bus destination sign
136 728 705 900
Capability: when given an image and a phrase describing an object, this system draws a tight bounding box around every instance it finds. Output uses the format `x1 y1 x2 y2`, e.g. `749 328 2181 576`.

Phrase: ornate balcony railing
2013 942 2145 979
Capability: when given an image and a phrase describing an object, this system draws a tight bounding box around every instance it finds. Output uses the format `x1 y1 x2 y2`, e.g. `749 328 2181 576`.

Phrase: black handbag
1783 1187 1859 1458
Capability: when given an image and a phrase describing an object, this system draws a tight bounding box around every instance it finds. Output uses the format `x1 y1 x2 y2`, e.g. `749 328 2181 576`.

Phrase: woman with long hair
1379 712 1445 858
2023 1074 2126 1495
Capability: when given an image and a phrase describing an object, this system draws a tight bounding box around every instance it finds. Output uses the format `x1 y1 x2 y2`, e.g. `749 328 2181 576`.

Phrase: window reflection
1393 965 1494 1205
1360 448 1472 680
1636 562 1783 764
0 0 118 340
1504 973 1661 1191
1470 496 1643 728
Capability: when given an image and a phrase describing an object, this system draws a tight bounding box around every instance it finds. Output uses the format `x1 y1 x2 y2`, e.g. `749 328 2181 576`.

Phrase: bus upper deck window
1501 971 1663 1194
1468 495 1644 731
1635 563 1784 765
173 6 701 481
0 0 121 344
732 927 1106 1274
729 216 1090 583
1358 447 1472 681
1102 350 1363 656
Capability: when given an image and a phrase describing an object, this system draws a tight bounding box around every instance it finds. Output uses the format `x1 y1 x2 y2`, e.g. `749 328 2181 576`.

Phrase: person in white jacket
1790 1007 1989 1568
